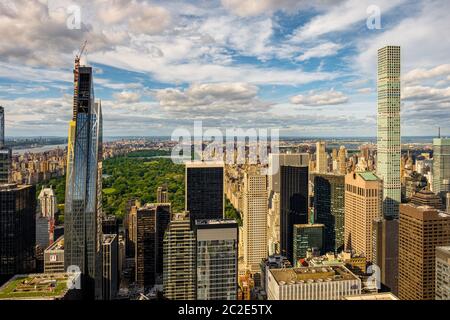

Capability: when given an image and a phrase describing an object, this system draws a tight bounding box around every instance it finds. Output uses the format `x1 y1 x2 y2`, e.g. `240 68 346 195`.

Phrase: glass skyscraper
64 58 103 299
377 45 401 218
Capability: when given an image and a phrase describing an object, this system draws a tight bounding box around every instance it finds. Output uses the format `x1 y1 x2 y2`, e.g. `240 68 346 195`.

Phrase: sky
0 0 449 137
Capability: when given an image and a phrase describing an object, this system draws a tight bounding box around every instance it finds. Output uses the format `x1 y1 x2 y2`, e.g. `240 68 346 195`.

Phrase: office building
268 153 309 193
102 234 118 300
398 204 450 300
268 192 280 255
313 173 345 252
293 224 324 264
372 217 398 295
410 188 443 210
134 203 171 289
0 184 36 281
242 168 268 273
260 255 291 292
338 146 347 175
163 212 196 300
38 187 57 219
316 141 327 173
64 56 103 299
0 106 11 184
344 172 382 262
280 164 309 262
433 138 450 200
44 236 65 274
342 292 399 300
102 215 119 235
185 162 224 221
267 266 361 300
195 219 238 300
436 246 450 300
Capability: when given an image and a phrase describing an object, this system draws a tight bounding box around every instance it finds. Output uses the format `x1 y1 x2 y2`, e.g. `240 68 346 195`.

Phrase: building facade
313 173 345 252
344 172 382 262
436 246 450 300
102 234 118 300
293 223 324 264
195 219 238 300
316 141 328 173
64 59 103 299
433 138 450 201
377 45 401 219
398 204 450 300
0 106 11 184
163 213 196 300
185 162 224 222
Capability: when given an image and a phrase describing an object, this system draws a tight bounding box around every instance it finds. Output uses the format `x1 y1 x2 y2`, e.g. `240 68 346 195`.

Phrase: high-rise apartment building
313 173 345 252
398 204 450 300
134 203 171 289
157 184 169 203
102 234 118 300
185 162 224 222
436 246 450 300
0 184 36 282
163 212 196 300
0 106 11 184
344 172 382 262
195 219 238 300
292 223 324 264
316 141 328 173
377 45 401 218
64 57 103 299
280 165 309 262
38 187 57 219
242 168 268 273
433 138 450 201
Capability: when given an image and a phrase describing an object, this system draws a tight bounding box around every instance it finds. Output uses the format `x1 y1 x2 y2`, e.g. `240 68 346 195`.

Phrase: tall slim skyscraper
316 141 328 173
242 168 268 273
38 187 57 219
433 138 450 200
101 234 118 300
280 165 309 262
0 106 11 184
377 45 401 218
344 172 382 262
313 173 345 253
134 203 171 289
185 162 224 221
195 219 238 300
0 184 36 282
163 212 196 300
64 56 103 299
398 204 450 300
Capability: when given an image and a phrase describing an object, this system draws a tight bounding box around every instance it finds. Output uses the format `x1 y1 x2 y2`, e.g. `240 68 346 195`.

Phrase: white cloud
113 91 142 103
404 64 450 84
290 89 349 106
296 42 342 61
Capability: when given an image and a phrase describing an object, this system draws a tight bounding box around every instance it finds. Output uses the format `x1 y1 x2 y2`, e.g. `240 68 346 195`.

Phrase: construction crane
72 40 87 120
75 40 88 65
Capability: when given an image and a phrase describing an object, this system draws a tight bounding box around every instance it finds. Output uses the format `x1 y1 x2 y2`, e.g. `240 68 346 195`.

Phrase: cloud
290 0 405 42
403 85 450 102
404 64 450 84
290 89 349 106
357 87 373 94
113 91 142 103
154 82 271 115
296 42 342 61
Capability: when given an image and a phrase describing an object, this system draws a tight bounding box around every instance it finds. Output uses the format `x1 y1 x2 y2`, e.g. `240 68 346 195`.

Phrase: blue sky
0 0 449 137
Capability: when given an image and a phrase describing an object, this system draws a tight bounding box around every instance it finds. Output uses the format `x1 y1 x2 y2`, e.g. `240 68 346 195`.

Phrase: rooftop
358 171 379 181
0 273 79 300
195 219 237 226
269 266 359 285
343 293 399 300
45 236 64 251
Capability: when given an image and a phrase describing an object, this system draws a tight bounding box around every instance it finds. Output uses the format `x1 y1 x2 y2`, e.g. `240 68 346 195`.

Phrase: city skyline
0 1 450 137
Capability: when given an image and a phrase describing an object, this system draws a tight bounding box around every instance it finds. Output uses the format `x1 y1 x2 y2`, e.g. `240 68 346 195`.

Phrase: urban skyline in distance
0 0 449 137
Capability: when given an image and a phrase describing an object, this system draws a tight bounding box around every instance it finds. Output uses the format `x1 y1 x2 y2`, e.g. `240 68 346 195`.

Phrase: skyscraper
195 219 238 300
432 138 450 202
242 168 268 273
101 234 118 300
344 172 382 262
185 162 224 222
0 106 11 184
134 203 171 289
0 184 36 283
280 165 309 262
338 146 347 175
377 45 401 218
313 173 345 253
316 141 328 173
163 212 196 300
398 204 450 300
38 187 57 219
64 56 103 299
268 153 309 193
157 184 169 203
